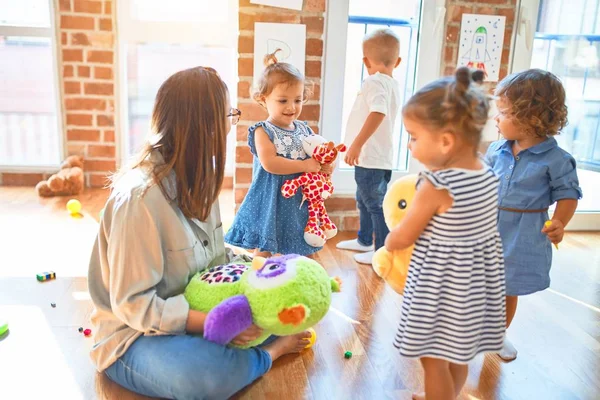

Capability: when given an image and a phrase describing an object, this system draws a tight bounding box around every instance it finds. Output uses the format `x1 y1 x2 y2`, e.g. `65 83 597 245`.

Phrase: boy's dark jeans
354 166 392 250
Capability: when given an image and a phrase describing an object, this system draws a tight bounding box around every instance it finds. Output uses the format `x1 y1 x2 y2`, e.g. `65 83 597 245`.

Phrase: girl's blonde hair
112 66 229 221
495 69 568 137
252 50 311 103
402 67 489 147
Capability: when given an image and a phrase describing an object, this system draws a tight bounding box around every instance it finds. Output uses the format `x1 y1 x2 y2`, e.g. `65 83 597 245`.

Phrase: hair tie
263 49 282 67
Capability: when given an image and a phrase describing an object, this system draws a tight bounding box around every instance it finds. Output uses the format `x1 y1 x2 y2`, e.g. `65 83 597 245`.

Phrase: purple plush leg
203 295 253 346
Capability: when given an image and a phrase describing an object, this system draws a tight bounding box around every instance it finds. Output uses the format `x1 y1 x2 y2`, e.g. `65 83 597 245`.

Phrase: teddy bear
35 155 84 197
184 254 342 348
281 135 347 247
372 174 418 294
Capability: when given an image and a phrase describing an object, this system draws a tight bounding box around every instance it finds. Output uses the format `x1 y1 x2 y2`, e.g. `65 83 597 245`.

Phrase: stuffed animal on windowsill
184 254 342 348
372 174 418 294
35 155 84 197
281 135 347 247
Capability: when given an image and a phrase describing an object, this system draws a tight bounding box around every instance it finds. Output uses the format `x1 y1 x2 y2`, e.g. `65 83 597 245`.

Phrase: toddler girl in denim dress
225 52 331 257
485 69 582 361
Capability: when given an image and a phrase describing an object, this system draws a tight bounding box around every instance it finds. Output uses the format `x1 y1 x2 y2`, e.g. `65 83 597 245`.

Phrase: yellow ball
67 199 82 214
304 328 317 349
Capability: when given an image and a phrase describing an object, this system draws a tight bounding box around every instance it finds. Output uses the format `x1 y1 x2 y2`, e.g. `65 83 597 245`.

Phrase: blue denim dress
225 120 322 256
485 138 582 296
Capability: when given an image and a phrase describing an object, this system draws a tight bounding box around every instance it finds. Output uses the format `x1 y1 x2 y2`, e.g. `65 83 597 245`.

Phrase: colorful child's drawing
463 26 492 76
457 14 506 82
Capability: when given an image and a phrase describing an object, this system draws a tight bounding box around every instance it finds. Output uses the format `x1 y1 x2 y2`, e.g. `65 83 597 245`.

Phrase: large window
322 0 445 193
513 0 600 227
532 0 600 174
0 0 62 168
118 0 238 174
341 14 420 172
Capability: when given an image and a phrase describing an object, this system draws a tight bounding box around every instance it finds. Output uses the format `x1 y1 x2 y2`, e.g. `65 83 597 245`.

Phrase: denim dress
485 138 582 296
225 120 322 256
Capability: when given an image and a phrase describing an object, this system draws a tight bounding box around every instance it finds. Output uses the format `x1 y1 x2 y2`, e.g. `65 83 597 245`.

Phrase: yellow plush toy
372 174 418 294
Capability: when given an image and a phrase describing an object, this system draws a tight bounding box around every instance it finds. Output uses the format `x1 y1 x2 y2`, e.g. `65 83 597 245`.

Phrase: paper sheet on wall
253 23 306 87
250 0 303 11
456 14 506 82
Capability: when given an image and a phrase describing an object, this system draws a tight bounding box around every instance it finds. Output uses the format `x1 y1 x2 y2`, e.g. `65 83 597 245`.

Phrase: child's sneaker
354 250 374 265
336 238 373 252
497 336 517 361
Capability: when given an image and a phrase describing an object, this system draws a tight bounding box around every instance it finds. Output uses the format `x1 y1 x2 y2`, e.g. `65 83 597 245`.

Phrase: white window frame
0 0 64 172
116 0 239 170
321 0 447 194
512 0 600 230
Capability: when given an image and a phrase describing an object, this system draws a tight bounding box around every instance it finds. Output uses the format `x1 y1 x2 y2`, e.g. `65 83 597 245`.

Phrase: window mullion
0 25 52 37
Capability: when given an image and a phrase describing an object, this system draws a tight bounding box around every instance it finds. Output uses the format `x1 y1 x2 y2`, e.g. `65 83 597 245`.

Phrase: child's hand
231 324 263 346
344 145 361 166
303 158 322 173
542 219 564 245
321 162 335 174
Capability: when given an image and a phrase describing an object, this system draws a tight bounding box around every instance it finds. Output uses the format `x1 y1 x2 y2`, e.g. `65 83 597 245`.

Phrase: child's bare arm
552 199 578 226
542 199 578 244
344 112 385 166
385 180 452 251
254 127 320 174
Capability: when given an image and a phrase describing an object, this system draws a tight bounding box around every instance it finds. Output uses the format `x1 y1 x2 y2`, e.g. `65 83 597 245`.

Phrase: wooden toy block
36 271 56 282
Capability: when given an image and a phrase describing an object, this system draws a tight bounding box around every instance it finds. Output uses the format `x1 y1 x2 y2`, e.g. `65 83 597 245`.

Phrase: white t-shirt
481 97 500 142
344 72 400 170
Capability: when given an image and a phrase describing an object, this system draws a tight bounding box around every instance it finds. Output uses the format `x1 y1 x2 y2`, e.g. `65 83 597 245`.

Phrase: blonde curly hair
495 69 568 137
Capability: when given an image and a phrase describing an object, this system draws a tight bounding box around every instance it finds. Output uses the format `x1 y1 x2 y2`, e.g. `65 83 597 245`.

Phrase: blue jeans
354 166 392 250
104 334 274 400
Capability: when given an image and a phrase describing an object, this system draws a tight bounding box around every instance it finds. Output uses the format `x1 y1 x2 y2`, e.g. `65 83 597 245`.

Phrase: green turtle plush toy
184 254 342 348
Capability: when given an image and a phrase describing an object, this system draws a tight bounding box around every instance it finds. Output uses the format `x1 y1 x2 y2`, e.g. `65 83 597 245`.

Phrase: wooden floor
0 187 599 400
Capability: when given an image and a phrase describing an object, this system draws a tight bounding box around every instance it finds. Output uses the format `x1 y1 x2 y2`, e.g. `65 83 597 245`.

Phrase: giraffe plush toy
281 135 347 247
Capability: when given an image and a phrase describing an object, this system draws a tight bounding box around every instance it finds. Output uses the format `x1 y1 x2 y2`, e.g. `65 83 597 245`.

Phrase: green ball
344 351 352 359
0 320 8 336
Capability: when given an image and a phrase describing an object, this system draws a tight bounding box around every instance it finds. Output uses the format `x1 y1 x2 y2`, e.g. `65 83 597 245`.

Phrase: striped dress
394 168 506 364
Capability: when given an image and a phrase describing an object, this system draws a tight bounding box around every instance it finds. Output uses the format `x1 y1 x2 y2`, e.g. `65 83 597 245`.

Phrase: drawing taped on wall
253 22 307 88
456 14 506 82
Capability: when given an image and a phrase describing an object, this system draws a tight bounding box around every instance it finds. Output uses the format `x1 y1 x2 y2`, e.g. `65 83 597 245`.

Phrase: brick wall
3 0 517 233
1 0 117 187
442 0 517 81
235 0 326 207
232 0 518 232
60 0 117 187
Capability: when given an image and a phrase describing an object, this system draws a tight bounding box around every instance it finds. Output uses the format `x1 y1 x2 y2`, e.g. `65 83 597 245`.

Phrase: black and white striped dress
394 168 506 364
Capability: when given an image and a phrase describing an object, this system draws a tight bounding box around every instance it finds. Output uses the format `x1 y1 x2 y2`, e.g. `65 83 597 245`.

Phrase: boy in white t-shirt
337 28 401 265
471 69 501 152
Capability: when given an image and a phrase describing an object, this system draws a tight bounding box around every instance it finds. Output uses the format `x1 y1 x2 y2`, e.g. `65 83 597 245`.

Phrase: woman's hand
231 324 263 346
